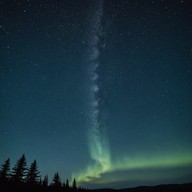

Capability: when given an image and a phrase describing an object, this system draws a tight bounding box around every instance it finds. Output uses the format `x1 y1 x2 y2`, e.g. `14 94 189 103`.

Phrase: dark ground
92 182 192 192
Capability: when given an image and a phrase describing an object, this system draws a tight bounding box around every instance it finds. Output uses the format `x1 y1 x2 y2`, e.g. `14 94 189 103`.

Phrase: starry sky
0 0 192 189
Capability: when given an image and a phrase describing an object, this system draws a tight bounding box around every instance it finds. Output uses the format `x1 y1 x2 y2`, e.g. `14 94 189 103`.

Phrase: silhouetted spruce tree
52 172 61 187
72 178 77 189
26 160 40 184
62 181 66 188
39 176 42 185
65 179 69 188
42 175 48 187
11 154 27 183
0 158 10 182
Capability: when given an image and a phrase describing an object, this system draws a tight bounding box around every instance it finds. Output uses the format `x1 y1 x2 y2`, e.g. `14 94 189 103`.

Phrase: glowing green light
73 152 192 184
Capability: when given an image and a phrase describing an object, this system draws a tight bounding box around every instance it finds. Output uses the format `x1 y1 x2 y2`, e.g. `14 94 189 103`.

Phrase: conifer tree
62 180 66 188
72 178 77 189
11 154 27 183
52 172 61 187
39 176 42 185
26 160 40 184
66 179 69 188
0 158 10 181
42 175 48 187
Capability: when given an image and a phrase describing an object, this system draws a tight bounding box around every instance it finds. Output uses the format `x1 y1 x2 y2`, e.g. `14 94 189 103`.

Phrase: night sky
0 0 192 189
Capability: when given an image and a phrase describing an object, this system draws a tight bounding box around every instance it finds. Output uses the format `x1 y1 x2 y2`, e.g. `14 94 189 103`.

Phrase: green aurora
74 151 192 187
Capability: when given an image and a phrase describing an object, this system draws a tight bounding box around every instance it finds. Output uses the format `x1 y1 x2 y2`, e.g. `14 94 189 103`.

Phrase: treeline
0 154 88 192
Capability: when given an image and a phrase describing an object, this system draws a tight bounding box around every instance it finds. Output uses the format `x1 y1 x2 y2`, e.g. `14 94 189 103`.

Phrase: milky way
74 0 111 182
88 0 111 174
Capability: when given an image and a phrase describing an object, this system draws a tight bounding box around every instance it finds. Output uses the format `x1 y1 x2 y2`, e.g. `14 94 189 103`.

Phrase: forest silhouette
1 154 192 192
0 154 88 192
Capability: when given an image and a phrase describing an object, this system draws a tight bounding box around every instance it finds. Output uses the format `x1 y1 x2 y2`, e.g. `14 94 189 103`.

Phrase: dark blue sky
0 0 192 189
